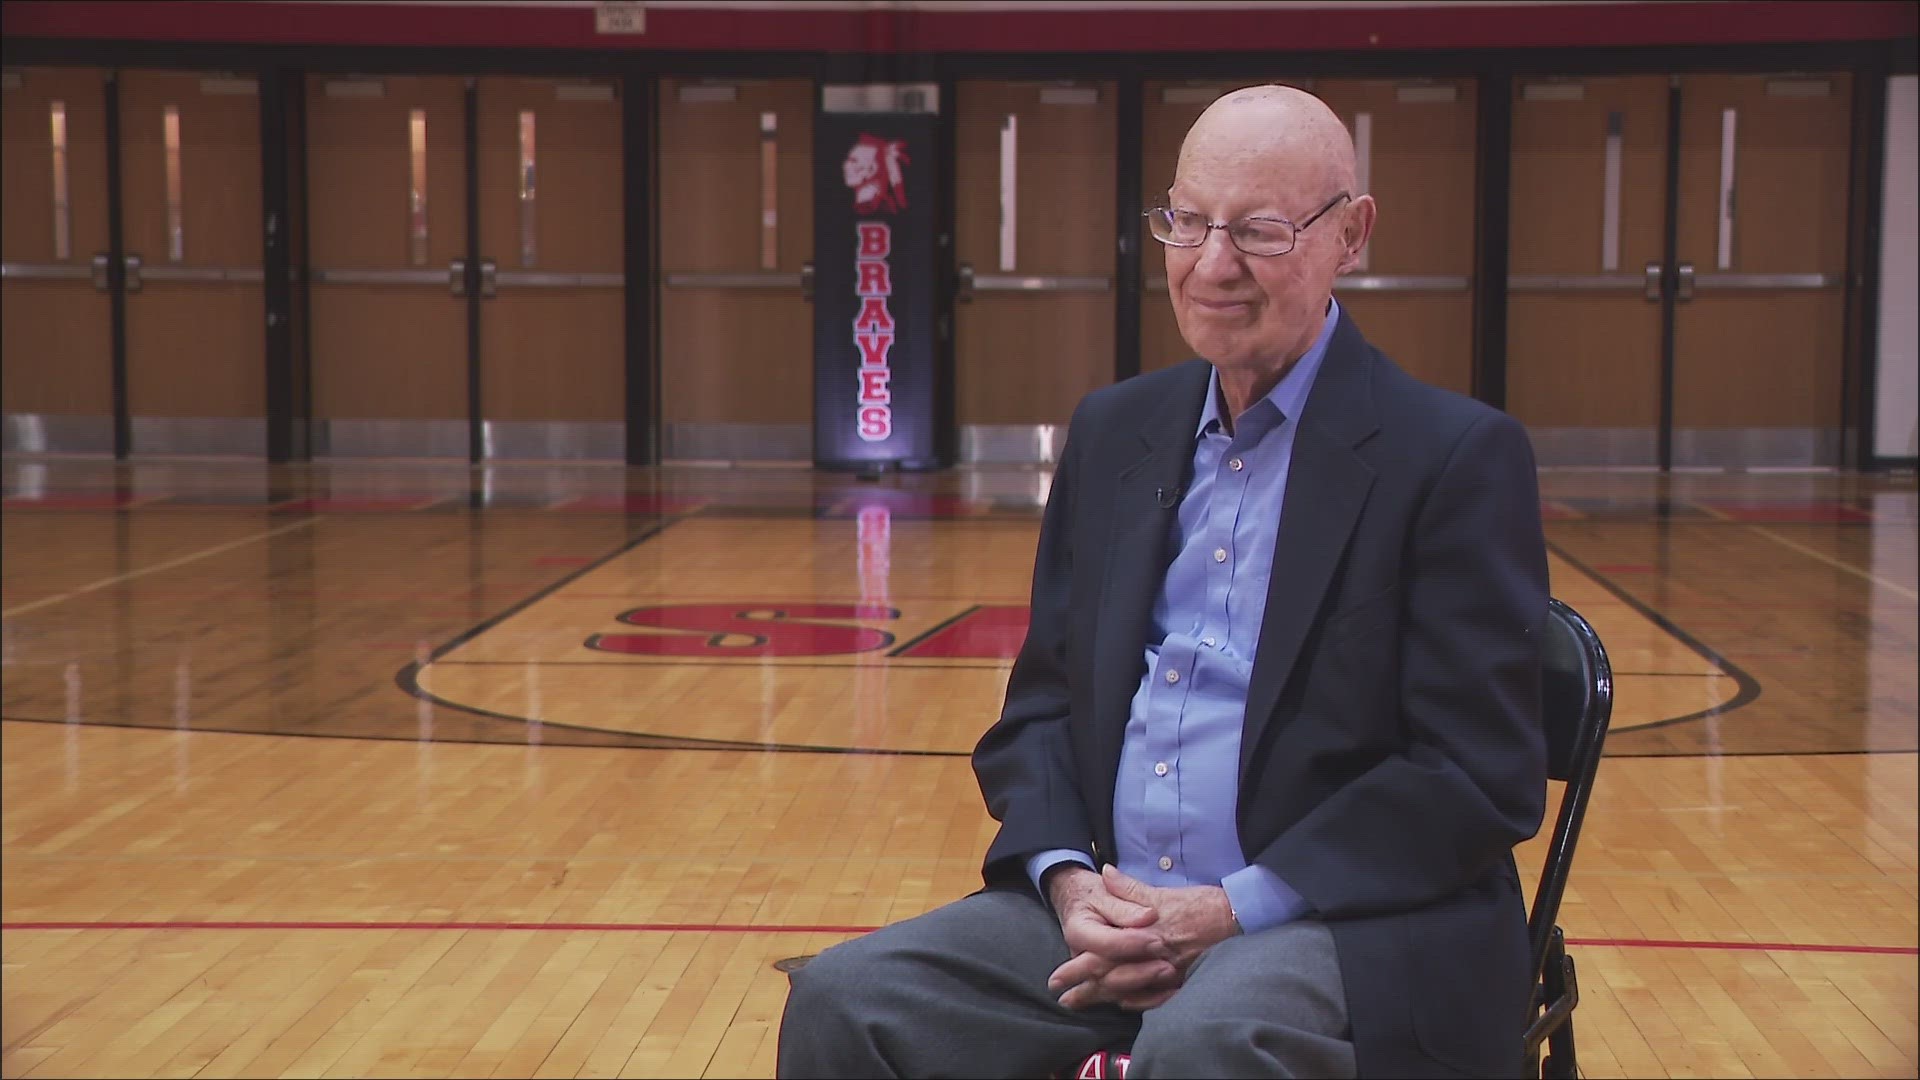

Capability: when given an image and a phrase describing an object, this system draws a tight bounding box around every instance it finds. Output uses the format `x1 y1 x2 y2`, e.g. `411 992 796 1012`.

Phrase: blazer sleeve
971 402 1098 893
1250 409 1551 918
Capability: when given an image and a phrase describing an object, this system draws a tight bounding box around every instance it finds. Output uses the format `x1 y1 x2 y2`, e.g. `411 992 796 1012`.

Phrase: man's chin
1189 338 1255 368
1180 316 1257 353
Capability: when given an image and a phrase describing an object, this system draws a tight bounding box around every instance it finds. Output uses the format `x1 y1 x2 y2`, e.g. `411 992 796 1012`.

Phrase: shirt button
1228 457 1244 472
1165 669 1180 684
1213 548 1227 563
1159 856 1173 871
1202 636 1217 647
1154 762 1168 776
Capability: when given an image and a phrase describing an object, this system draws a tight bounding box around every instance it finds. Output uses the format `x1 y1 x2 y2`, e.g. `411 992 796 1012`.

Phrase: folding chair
1524 596 1614 1079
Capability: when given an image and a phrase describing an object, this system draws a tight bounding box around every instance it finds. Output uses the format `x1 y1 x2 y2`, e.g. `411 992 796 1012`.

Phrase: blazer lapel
1239 315 1381 784
1086 361 1211 822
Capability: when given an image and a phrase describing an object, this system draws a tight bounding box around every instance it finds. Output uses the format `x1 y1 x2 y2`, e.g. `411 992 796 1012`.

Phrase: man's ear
1336 194 1378 276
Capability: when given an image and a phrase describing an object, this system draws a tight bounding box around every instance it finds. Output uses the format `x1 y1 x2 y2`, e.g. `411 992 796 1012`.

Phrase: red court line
2 921 1913 955
2 920 874 934
1565 937 1915 955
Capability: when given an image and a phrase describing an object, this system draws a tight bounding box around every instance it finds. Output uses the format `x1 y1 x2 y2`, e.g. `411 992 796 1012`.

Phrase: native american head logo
843 134 910 214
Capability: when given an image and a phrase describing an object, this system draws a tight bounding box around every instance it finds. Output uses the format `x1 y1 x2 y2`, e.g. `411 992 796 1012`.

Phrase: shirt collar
1196 297 1341 440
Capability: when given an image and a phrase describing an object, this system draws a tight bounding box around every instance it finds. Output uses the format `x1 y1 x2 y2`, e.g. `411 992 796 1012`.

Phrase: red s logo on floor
588 603 902 657
582 603 1031 659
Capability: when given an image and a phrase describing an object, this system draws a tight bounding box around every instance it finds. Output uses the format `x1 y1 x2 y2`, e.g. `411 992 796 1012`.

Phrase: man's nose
1191 227 1245 279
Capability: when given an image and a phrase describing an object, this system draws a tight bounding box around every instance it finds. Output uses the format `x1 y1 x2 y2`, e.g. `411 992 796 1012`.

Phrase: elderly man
778 84 1549 1079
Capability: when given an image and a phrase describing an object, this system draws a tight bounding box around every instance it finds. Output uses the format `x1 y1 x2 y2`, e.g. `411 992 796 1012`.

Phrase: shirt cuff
1027 849 1097 902
1221 864 1312 935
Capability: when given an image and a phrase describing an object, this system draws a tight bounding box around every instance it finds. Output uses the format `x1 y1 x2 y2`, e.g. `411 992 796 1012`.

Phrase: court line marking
1 518 322 619
1 921 1912 955
1546 542 1763 734
1744 524 1918 600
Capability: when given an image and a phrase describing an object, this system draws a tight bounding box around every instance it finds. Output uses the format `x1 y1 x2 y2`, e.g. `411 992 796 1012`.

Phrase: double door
306 73 625 459
1508 72 1852 468
3 67 264 456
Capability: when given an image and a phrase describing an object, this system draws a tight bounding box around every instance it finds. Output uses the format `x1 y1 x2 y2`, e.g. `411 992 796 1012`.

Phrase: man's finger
1055 960 1181 1011
1062 921 1168 963
1092 958 1177 995
1056 979 1112 1011
1046 950 1113 993
1087 891 1158 928
1101 864 1154 904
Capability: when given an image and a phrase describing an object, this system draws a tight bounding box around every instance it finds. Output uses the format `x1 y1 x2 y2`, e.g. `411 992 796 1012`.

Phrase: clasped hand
1044 864 1239 1012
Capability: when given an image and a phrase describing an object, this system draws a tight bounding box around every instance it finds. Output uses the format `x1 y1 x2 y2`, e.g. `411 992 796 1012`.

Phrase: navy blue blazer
974 310 1551 1078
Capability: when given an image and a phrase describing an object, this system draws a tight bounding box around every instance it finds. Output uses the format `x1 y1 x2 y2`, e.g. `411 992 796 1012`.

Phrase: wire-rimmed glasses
1144 191 1351 257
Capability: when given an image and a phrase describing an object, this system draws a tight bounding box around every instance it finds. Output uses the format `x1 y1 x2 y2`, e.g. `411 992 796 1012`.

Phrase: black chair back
1529 597 1613 980
1522 599 1613 1078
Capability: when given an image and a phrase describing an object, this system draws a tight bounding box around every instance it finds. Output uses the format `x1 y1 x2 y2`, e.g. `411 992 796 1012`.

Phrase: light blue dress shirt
1027 299 1341 934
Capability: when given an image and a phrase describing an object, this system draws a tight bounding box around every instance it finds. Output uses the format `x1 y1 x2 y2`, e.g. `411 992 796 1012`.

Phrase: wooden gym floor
2 458 1914 1078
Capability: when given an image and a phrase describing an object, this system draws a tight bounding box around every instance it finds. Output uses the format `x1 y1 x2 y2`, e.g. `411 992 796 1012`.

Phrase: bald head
1176 84 1358 198
1159 83 1376 405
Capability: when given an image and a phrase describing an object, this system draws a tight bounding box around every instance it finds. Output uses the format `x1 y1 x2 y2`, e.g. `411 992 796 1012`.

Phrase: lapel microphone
1156 486 1185 509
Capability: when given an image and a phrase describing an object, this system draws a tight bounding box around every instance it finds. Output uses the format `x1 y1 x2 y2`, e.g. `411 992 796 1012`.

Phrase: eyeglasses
1144 191 1352 257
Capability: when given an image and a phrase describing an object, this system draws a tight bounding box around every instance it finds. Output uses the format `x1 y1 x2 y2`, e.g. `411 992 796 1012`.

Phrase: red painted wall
4 1 1914 55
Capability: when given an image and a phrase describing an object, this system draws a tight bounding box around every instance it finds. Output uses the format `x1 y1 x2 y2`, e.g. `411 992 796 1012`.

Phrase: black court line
1546 540 1764 735
886 604 984 657
0 713 701 752
398 516 680 668
1613 670 1739 678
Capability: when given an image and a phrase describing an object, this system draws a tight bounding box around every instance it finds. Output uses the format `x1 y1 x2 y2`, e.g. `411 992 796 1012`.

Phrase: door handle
92 252 111 292
478 257 497 299
1677 262 1696 301
800 261 815 302
123 253 143 293
957 262 975 302
1643 261 1662 301
449 258 467 297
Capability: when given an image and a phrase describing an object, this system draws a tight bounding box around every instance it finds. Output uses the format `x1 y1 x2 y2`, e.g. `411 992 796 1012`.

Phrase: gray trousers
777 888 1355 1079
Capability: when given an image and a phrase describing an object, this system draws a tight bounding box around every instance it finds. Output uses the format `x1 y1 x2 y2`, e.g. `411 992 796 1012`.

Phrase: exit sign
594 2 646 35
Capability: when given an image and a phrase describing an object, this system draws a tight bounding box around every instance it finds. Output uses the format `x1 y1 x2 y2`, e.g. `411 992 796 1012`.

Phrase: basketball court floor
2 457 1914 1078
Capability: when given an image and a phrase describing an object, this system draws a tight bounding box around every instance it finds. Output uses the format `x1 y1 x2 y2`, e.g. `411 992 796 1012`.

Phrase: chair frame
1523 598 1615 1080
